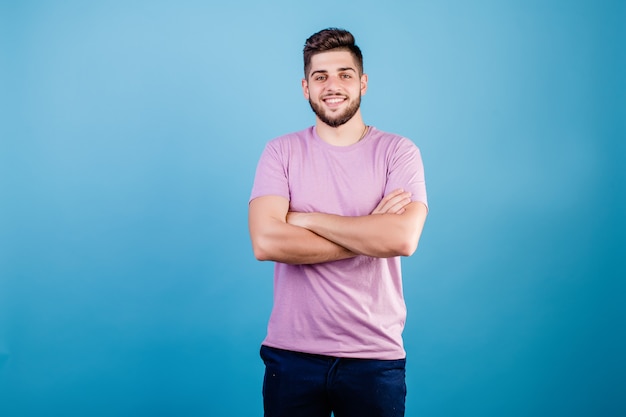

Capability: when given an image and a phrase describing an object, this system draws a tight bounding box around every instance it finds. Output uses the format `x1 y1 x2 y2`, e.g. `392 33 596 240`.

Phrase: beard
308 94 361 128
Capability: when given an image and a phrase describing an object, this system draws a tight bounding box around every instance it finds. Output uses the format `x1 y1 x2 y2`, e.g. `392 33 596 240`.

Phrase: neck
315 114 368 147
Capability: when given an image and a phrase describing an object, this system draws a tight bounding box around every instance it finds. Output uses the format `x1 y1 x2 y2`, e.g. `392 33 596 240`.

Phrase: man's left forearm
287 201 427 258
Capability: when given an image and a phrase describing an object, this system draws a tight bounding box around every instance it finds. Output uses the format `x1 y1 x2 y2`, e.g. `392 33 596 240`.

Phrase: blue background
1 1 624 416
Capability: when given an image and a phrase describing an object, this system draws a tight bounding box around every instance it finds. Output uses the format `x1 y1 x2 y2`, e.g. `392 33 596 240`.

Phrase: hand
371 189 412 215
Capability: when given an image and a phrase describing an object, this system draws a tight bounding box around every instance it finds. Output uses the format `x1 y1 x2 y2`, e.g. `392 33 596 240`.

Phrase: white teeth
325 98 344 104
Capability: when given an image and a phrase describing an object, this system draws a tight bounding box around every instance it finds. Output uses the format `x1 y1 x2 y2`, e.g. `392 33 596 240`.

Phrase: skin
303 50 369 146
249 50 428 264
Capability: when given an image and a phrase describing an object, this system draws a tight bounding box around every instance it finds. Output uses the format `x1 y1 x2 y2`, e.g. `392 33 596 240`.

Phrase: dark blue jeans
260 345 406 417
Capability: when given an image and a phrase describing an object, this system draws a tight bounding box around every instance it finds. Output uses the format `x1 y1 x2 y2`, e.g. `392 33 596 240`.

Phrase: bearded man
248 28 428 417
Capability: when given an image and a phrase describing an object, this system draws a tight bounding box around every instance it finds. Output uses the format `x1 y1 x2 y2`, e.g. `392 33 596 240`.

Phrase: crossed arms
248 189 428 265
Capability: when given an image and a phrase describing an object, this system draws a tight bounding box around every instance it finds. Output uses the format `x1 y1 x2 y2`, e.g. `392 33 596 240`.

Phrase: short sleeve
384 138 428 209
249 140 290 202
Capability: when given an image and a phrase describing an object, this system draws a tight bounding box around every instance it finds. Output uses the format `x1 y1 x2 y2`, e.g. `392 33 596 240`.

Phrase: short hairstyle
303 28 364 78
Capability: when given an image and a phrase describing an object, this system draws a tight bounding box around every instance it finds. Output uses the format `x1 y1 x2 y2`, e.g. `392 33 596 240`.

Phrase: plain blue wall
1 1 624 416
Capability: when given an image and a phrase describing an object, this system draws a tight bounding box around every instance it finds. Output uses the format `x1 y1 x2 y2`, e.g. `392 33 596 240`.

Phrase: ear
360 73 368 96
302 78 310 100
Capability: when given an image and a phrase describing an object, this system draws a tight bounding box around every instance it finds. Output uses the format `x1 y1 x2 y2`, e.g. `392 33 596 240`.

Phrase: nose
324 75 342 93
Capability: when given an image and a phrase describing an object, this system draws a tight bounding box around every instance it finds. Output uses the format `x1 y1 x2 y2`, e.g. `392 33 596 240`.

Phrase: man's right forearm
249 191 414 264
250 218 356 264
249 196 356 265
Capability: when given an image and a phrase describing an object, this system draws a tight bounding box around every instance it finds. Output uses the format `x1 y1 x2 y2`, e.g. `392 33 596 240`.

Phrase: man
248 28 428 417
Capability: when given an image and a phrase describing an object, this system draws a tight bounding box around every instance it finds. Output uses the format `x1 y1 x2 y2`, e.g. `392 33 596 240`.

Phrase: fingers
371 189 412 215
384 193 411 214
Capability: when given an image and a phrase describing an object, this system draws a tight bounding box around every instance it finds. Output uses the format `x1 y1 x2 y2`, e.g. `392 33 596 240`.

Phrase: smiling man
248 28 428 417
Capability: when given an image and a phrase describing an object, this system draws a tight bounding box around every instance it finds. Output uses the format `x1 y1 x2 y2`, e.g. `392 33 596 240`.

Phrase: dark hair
303 28 363 78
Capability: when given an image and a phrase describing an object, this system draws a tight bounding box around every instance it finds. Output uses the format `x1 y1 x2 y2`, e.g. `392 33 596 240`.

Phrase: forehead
308 50 358 75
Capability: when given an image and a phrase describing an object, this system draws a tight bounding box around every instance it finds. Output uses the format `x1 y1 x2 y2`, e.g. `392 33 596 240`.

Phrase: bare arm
249 195 356 264
287 199 428 258
248 190 413 264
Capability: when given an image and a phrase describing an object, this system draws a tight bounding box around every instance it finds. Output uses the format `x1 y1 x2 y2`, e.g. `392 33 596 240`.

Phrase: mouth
322 96 347 108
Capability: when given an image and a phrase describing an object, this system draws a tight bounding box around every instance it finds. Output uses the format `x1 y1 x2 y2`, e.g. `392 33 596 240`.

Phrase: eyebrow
310 67 358 77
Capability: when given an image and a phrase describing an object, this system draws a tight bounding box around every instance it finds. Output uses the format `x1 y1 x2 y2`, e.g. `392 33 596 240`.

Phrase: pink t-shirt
250 126 427 359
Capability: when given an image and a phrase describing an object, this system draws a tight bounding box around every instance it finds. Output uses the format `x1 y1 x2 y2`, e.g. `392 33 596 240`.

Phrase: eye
340 73 352 79
315 75 327 81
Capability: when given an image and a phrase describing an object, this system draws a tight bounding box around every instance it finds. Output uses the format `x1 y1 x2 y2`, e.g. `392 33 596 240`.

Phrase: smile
322 96 347 107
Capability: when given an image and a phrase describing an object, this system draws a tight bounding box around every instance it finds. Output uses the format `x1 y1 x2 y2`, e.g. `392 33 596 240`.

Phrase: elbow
396 240 418 257
392 202 426 257
253 247 269 261
252 243 270 261
394 220 424 257
393 232 420 257
251 236 274 261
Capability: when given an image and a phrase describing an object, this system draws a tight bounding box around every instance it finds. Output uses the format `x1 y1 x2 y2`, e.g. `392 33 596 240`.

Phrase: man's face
302 50 368 128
